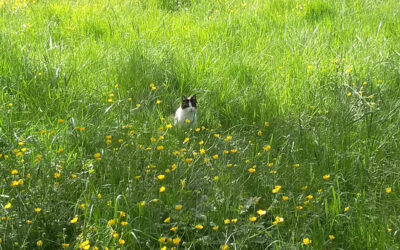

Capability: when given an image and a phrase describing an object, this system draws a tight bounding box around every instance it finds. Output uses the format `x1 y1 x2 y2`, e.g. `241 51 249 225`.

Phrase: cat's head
181 95 197 110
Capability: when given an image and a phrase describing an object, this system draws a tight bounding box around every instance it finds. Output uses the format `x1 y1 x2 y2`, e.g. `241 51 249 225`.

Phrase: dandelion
344 206 350 212
157 175 165 181
156 100 162 105
386 187 392 194
249 216 257 222
230 149 237 154
195 128 200 132
54 172 61 179
172 238 181 246
214 134 220 139
185 158 193 164
282 196 289 201
268 163 274 167
70 216 78 224
302 238 311 246
107 219 115 227
257 130 262 136
119 239 125 245
97 193 102 199
272 185 281 194
181 179 186 188
62 243 70 248
158 237 167 243
166 124 173 129
199 140 204 146
195 224 204 230
347 92 352 97
329 235 335 240
11 169 18 175
112 233 119 239
224 136 232 142
248 167 256 173
37 240 43 247
293 163 300 168
263 145 271 151
212 225 219 231
388 228 392 233
323 174 330 180
227 163 233 168
224 219 230 225
159 186 166 193
170 226 178 232
306 195 313 201
163 217 170 223
223 150 229 155
265 122 270 127
296 206 303 210
212 154 219 160
231 218 238 223
8 103 13 108
183 137 190 144
257 209 266 216
185 119 191 124
34 208 42 213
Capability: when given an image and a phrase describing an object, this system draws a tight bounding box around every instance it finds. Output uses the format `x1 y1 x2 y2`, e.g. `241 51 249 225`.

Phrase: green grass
1 0 400 249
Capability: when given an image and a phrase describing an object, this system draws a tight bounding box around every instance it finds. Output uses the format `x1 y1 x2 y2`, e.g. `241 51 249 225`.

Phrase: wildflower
224 219 230 224
257 209 266 216
34 208 42 213
156 100 162 105
185 158 193 164
301 186 308 191
57 119 64 124
213 176 219 181
8 103 13 108
306 195 313 201
214 134 220 139
257 130 262 136
163 217 170 223
112 233 119 239
272 185 282 194
120 221 128 227
248 167 256 173
181 179 186 188
26 220 31 224
54 172 61 179
388 228 392 233
37 240 43 247
329 235 335 240
231 149 237 154
170 226 178 232
195 128 200 132
386 187 392 194
344 206 350 212
70 216 78 224
231 218 238 223
175 204 183 211
166 124 173 129
107 219 115 227
302 238 311 246
93 153 100 159
171 164 177 171
195 224 204 230
223 150 229 155
119 239 125 245
272 216 284 225
293 163 300 168
199 140 204 145
172 238 181 246
212 225 219 231
347 92 352 97
159 186 166 193
159 135 164 141
183 137 190 144
212 154 219 160
5 202 11 210
296 206 303 210
265 122 270 127
227 163 233 168
263 145 271 151
221 244 229 250
62 243 70 248
157 175 165 180
71 174 77 179
249 216 257 222
11 169 18 175
140 201 146 207
158 237 167 243
185 119 190 124
323 174 330 180
224 136 232 142
282 196 289 201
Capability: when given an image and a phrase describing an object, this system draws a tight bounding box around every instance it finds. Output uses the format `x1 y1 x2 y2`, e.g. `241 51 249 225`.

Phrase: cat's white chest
174 106 197 125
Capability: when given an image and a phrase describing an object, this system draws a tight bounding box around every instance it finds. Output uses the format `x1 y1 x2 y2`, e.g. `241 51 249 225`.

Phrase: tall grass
1 0 400 249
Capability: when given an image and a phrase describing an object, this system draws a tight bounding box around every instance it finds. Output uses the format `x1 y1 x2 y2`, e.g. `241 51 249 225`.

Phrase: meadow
1 0 400 249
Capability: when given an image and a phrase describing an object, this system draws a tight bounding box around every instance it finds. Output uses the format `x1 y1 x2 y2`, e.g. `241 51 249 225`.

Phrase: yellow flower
11 169 18 175
212 154 219 160
268 163 274 167
214 134 220 139
200 149 206 155
157 175 165 181
121 221 128 227
5 202 11 210
344 206 350 212
175 205 183 211
71 174 77 179
93 153 100 159
158 237 167 243
282 196 289 201
230 149 237 154
221 244 229 250
231 218 238 224
249 216 257 222
185 158 193 164
170 226 178 232
302 238 311 246
156 100 162 105
8 103 13 108
183 137 190 144
224 136 232 142
386 187 392 194
272 216 284 225
26 220 32 224
172 238 181 246
159 186 166 193
195 224 203 230
213 176 219 181
54 172 61 179
323 174 330 180
265 122 270 127
185 119 191 124
227 163 233 168
70 216 78 224
62 243 70 248
388 228 392 233
347 92 352 97
263 145 271 151
224 219 230 224
248 167 256 173
293 163 300 168
37 240 43 247
296 206 303 210
257 209 266 216
112 233 119 239
223 150 229 155
163 217 170 223
212 225 219 231
34 208 42 213
119 239 125 245
159 135 165 141
329 235 335 240
257 130 262 136
272 185 281 194
57 119 64 124
195 128 200 132
107 219 115 227
171 164 177 171
301 186 308 191
306 195 313 201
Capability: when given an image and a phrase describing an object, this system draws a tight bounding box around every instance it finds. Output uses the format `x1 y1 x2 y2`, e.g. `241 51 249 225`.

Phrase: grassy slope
1 0 400 249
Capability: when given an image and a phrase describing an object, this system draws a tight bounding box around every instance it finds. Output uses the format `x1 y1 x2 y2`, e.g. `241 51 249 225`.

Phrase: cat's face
181 95 197 111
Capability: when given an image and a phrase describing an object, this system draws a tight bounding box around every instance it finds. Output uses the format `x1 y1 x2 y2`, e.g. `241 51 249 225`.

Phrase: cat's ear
190 94 197 101
182 96 187 102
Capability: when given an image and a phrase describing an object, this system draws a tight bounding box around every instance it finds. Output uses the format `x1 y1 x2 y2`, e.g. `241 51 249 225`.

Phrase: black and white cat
174 95 197 125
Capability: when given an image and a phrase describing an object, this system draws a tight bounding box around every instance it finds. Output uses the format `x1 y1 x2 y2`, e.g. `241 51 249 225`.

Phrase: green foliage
0 0 400 249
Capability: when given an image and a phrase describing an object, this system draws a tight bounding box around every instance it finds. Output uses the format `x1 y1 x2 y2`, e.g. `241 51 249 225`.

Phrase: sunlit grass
1 0 400 249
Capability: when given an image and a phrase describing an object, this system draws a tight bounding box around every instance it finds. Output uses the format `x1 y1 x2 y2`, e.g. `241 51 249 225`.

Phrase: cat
174 95 197 126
